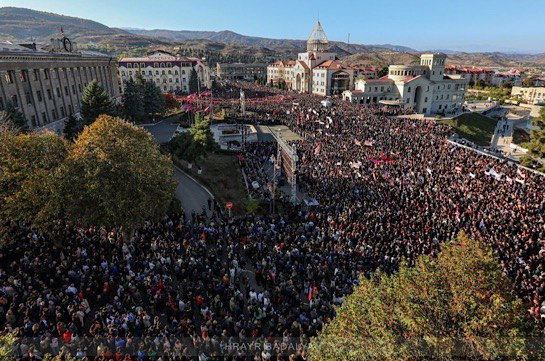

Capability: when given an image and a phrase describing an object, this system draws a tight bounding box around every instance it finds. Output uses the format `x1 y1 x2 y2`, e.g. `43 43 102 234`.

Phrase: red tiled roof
403 75 421 83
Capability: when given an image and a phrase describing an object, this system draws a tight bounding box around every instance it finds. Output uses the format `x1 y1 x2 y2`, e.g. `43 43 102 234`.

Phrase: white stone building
511 86 545 105
343 53 469 115
267 22 354 96
118 50 210 93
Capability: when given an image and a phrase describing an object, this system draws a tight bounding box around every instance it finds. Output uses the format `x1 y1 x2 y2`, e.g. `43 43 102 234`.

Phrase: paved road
140 118 213 216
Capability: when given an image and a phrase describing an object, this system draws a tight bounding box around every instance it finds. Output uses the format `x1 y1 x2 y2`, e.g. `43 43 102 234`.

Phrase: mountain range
1 7 544 68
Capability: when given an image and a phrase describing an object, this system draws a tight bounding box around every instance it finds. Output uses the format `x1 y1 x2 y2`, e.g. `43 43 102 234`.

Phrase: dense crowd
1 83 545 360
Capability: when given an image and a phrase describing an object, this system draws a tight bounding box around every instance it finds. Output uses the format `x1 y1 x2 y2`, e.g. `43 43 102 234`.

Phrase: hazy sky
1 0 544 53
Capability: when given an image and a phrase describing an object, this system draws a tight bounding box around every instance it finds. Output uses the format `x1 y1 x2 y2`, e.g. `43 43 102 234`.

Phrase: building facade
0 39 120 132
118 50 210 94
343 53 468 115
444 66 525 87
216 63 267 81
511 86 545 105
267 22 354 96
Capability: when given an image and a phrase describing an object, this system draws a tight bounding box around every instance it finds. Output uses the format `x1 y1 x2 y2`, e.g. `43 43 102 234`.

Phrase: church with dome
266 21 354 96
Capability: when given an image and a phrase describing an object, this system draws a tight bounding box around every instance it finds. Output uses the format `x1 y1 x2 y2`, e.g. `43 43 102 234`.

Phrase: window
52 109 57 119
33 69 39 81
37 90 43 102
31 115 37 127
0 97 4 111
64 86 69 96
11 95 18 107
72 85 76 94
47 89 52 100
60 106 65 117
44 69 50 80
56 88 61 97
407 87 411 93
78 84 82 92
4 71 14 84
25 92 32 104
42 112 47 124
20 70 27 82
68 104 73 114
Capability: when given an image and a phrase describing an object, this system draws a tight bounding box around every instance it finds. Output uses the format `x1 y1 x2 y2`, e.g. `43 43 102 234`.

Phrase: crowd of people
1 82 545 360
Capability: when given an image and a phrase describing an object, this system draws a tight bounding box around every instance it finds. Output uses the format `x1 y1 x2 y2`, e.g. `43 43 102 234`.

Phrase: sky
1 0 544 53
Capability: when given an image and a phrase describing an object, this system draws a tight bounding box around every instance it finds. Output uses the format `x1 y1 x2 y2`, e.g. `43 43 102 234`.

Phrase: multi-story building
118 50 210 94
267 21 354 96
444 66 525 87
0 38 120 132
343 53 469 115
216 63 267 81
353 67 379 80
511 86 545 105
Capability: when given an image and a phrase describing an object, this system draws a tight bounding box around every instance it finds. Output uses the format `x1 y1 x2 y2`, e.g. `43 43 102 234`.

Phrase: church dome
307 21 329 52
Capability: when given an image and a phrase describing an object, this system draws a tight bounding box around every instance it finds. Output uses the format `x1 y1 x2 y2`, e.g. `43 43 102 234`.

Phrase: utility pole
272 129 281 214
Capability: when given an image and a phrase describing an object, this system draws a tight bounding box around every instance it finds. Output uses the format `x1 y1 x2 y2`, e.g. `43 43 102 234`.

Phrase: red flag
314 144 321 155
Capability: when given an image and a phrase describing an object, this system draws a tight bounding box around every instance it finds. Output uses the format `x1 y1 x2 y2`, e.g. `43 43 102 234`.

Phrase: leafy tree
376 66 389 78
168 131 204 164
189 114 215 151
189 68 199 94
501 81 514 89
521 107 545 171
0 132 68 233
80 80 114 125
0 333 15 360
123 78 145 120
523 76 535 87
142 80 165 117
2 101 27 131
0 112 20 136
310 233 543 361
63 114 81 141
164 93 179 110
63 115 176 233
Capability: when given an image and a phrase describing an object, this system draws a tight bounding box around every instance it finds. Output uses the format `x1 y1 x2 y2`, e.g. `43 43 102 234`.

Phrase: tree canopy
189 68 199 94
521 107 545 172
80 80 115 125
1 101 28 132
142 80 165 116
310 233 543 361
63 115 176 230
0 131 67 232
123 77 145 121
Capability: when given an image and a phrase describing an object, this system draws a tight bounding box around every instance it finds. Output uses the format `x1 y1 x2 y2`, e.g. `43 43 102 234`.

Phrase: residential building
343 53 469 115
267 21 354 96
444 66 525 87
216 63 267 81
0 38 120 132
118 50 211 94
511 86 545 105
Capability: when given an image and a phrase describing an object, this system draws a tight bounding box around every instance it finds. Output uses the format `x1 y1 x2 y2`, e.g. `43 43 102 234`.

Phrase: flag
354 138 362 146
469 172 476 178
489 168 502 180
506 176 513 183
455 166 462 173
314 144 321 155
426 168 433 175
517 168 526 178
515 178 525 184
364 140 374 147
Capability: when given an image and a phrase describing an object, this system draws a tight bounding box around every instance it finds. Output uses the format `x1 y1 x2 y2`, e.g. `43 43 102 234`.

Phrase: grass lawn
172 152 250 216
439 113 498 146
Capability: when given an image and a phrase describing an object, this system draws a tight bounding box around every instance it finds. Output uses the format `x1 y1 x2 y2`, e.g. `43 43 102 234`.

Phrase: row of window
2 66 109 85
122 69 189 77
0 93 76 127
124 62 193 69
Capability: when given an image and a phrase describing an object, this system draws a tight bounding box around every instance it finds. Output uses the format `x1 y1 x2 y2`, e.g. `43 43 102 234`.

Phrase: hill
1 7 544 68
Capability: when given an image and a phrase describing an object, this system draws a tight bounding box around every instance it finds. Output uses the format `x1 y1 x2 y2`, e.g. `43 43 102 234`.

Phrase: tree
123 78 145 120
189 68 199 94
523 76 535 87
310 233 543 361
475 79 487 88
63 115 176 232
376 66 389 78
0 333 15 360
501 81 514 89
2 101 27 131
521 107 545 171
80 80 114 125
142 80 165 117
164 93 179 111
63 114 81 141
0 131 68 233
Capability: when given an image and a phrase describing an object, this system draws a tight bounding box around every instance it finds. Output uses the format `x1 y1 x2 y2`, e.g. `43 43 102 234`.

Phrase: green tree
189 68 199 94
501 81 514 89
310 233 543 361
168 131 204 164
2 101 27 131
376 66 389 78
522 76 535 87
80 80 114 125
0 132 68 233
142 80 165 118
63 114 81 141
123 78 145 120
521 107 545 171
63 115 176 233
